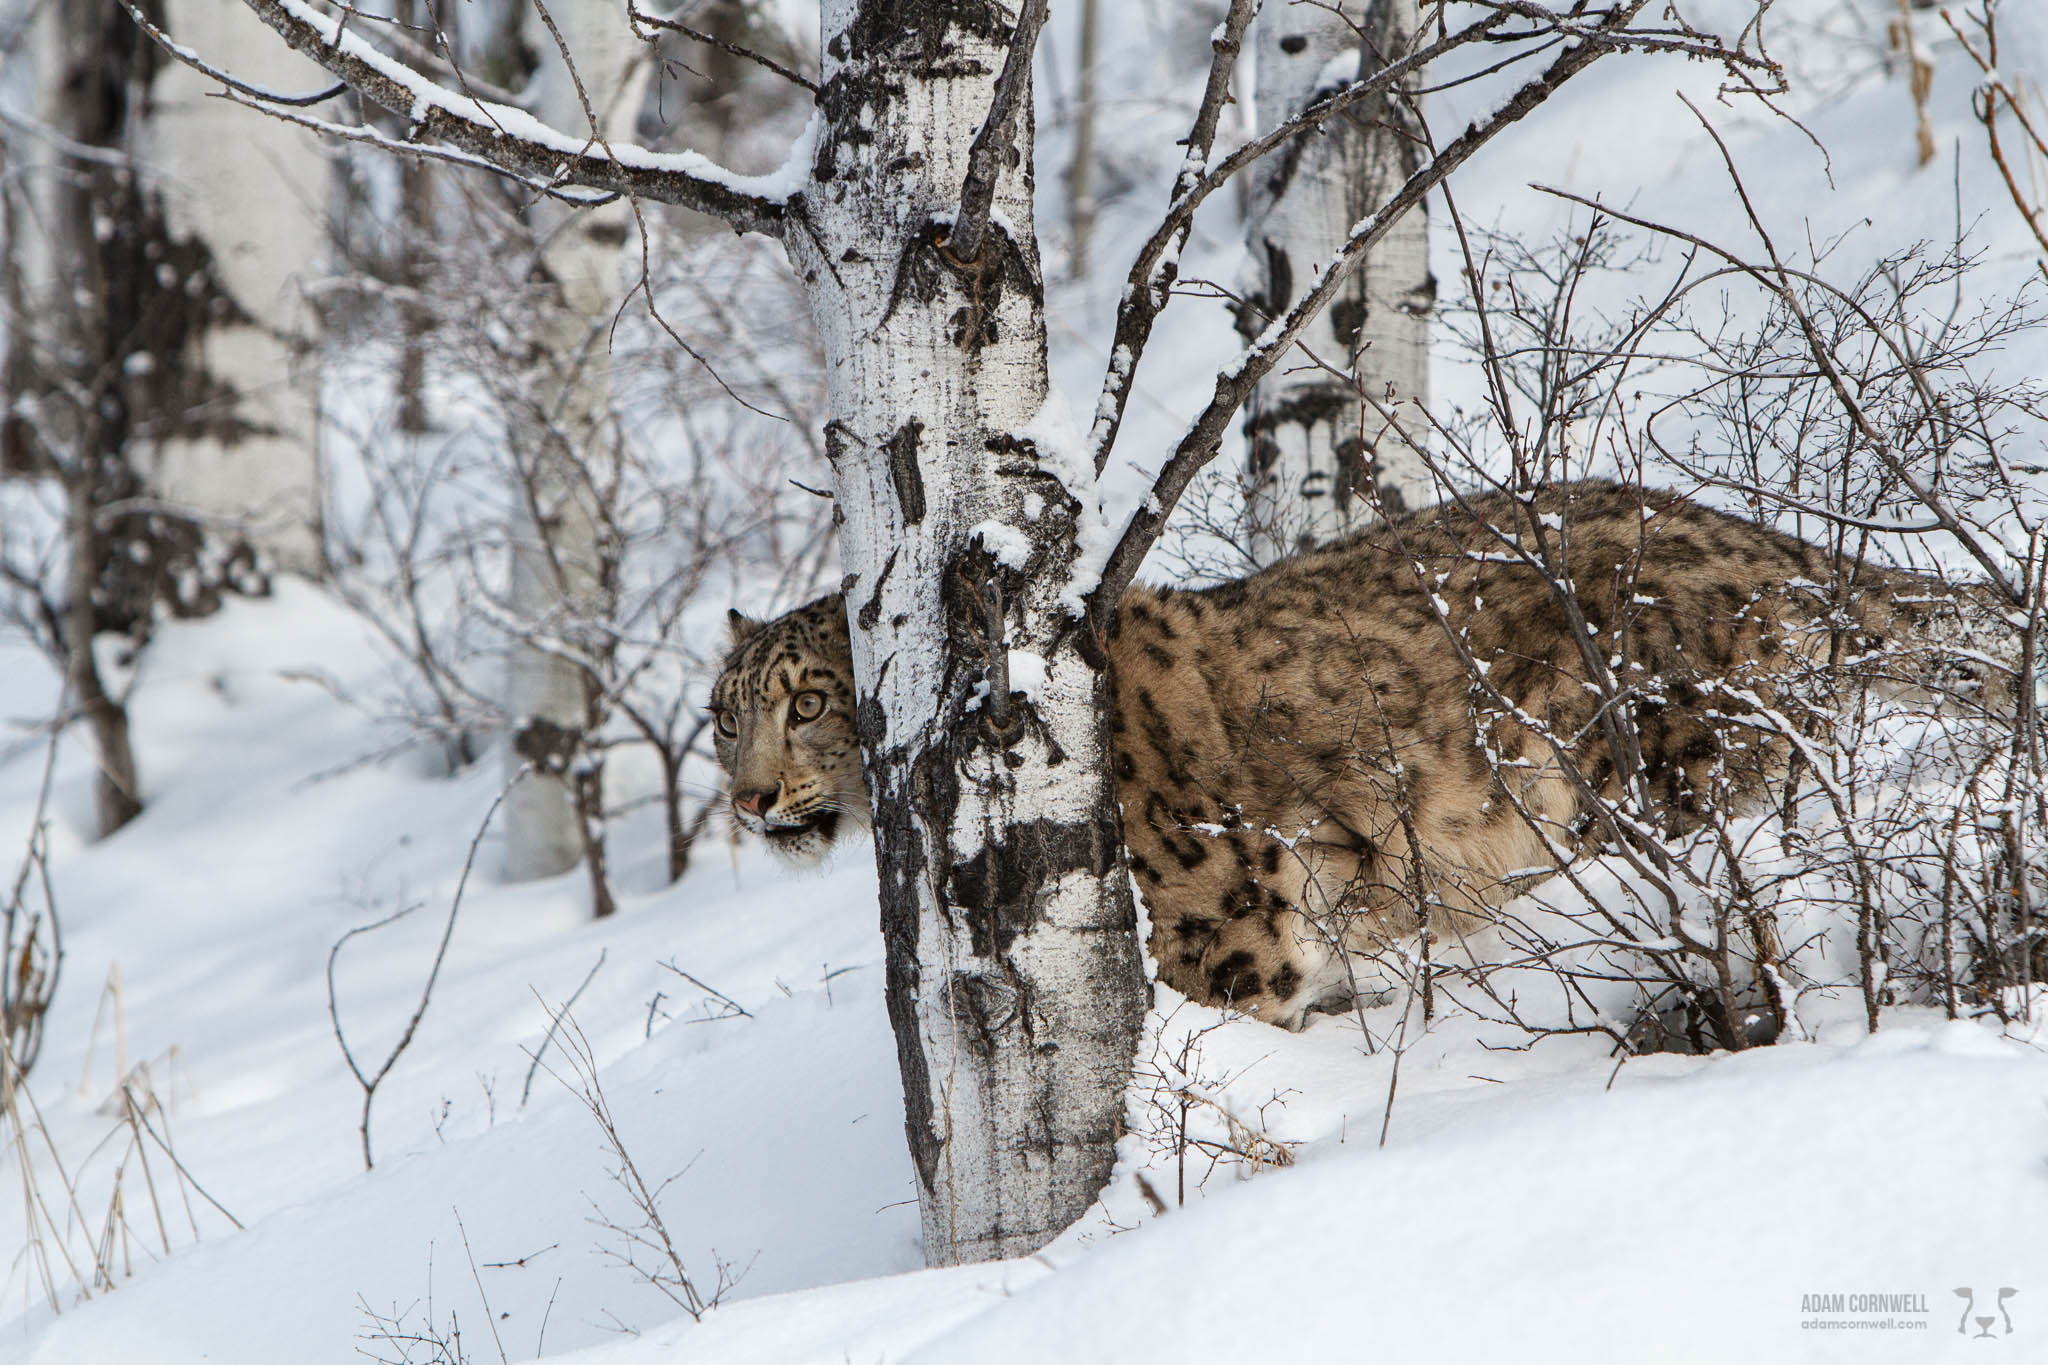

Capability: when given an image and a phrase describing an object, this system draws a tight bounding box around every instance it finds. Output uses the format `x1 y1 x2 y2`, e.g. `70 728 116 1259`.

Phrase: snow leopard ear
727 609 763 650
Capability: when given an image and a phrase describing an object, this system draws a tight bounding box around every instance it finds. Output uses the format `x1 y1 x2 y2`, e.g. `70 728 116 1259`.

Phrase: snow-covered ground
6 2 2048 1361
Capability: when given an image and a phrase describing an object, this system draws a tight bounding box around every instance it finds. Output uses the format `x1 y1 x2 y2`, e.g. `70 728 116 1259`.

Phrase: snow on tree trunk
501 7 646 894
140 0 327 573
1242 0 1432 558
781 0 1146 1265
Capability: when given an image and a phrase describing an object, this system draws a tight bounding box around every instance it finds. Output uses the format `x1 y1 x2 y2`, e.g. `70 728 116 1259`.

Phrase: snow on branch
210 84 621 206
189 0 799 235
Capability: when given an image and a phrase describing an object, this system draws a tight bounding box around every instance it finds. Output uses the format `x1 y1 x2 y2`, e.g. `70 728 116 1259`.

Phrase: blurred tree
1241 0 1434 556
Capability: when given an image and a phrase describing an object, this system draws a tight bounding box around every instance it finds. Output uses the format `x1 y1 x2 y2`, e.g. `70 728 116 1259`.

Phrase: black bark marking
942 970 1021 1057
948 817 1120 959
858 548 899 630
885 419 926 524
823 418 854 468
1330 294 1366 347
872 748 934 1190
869 704 963 1196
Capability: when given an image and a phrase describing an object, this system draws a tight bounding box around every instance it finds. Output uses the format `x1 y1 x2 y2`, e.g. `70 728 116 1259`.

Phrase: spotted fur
713 483 2011 1027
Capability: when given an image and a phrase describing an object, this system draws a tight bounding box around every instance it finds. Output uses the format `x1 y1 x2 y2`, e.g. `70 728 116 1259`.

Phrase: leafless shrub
1129 1005 1296 1209
1316 120 2048 1057
355 1295 475 1365
329 770 522 1169
527 1003 742 1321
354 1210 561 1365
317 172 834 903
2 1055 239 1315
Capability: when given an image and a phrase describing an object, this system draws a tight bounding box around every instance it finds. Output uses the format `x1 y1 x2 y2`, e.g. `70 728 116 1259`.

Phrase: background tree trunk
500 4 645 901
785 0 1146 1265
1242 0 1433 557
4 0 341 833
140 0 327 572
1064 0 1099 278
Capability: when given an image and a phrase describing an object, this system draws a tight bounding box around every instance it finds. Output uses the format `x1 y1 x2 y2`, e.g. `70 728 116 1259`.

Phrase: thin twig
521 949 608 1106
328 766 529 1168
628 3 818 93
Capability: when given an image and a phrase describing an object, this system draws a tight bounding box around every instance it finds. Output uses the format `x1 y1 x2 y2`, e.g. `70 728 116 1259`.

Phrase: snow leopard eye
714 708 739 738
791 690 826 723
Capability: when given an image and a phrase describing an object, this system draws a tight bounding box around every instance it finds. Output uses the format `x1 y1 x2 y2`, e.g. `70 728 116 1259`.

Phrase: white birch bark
782 0 1145 1263
140 0 327 572
1243 0 1433 558
501 3 647 886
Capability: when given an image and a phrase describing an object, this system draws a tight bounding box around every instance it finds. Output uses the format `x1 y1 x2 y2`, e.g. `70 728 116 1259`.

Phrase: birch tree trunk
1242 0 1433 558
140 0 327 572
23 1 150 837
4 0 273 834
501 4 645 900
785 0 1145 1264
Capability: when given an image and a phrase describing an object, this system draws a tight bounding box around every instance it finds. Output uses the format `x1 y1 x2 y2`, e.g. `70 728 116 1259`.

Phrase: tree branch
202 0 792 234
1087 0 1263 473
947 0 1048 266
1082 2 1780 478
628 2 819 95
1088 1 1659 619
208 84 620 206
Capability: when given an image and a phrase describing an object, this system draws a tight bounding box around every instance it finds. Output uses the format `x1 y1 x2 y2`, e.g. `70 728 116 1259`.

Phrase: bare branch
1086 0 1262 474
947 0 1049 266
208 84 620 207
1533 103 2027 605
520 950 608 1107
628 2 819 94
118 0 346 106
1089 3 1660 618
1083 0 1778 476
185 0 794 233
327 766 528 1168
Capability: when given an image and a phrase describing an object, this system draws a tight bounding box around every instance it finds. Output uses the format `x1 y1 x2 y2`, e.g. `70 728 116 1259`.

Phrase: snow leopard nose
733 785 780 818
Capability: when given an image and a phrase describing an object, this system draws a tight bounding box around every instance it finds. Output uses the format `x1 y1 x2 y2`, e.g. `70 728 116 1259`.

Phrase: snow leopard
710 482 2013 1028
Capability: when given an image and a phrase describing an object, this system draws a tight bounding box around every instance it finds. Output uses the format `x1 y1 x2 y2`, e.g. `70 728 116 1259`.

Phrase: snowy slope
6 0 2048 1361
0 587 920 1361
